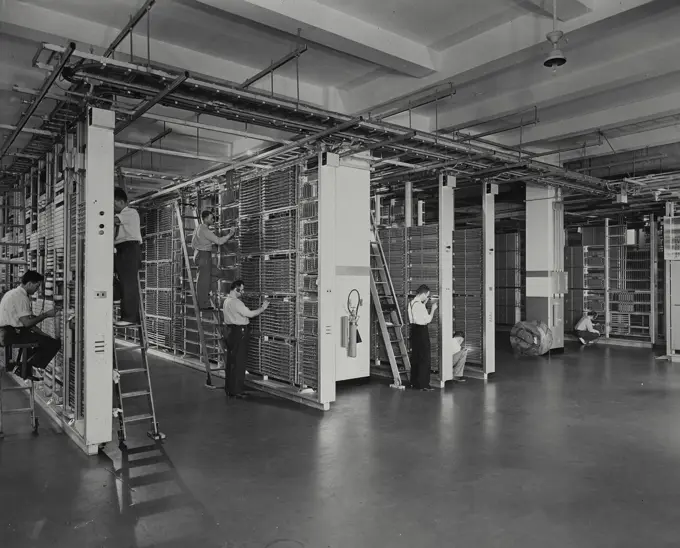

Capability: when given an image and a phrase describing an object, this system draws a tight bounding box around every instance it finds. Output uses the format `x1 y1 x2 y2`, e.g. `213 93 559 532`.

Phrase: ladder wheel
32 417 39 434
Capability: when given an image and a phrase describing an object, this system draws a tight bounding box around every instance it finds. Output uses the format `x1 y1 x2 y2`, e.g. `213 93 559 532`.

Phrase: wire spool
510 320 553 356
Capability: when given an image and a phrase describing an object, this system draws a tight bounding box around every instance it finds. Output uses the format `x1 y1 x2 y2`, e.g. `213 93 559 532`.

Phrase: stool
0 342 40 438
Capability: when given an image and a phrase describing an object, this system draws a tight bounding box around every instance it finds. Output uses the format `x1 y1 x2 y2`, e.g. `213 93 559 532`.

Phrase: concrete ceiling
1 0 679 198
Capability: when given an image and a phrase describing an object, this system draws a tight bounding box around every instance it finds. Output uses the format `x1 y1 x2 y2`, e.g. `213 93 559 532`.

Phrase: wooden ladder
173 201 225 389
369 216 411 389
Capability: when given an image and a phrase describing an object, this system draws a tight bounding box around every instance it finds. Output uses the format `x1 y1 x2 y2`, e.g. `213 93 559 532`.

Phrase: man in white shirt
407 284 438 391
451 330 468 383
574 311 600 345
222 280 269 398
113 188 143 326
0 270 59 380
191 210 235 310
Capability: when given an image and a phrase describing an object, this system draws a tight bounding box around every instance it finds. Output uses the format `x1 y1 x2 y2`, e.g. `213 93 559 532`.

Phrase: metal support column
416 200 424 226
437 174 455 384
373 194 382 226
483 182 497 376
404 181 413 228
525 184 565 353
604 218 610 338
665 202 674 357
650 214 657 345
82 107 115 452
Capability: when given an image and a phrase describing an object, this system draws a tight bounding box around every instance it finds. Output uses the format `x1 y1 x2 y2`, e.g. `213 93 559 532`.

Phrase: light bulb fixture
544 0 566 70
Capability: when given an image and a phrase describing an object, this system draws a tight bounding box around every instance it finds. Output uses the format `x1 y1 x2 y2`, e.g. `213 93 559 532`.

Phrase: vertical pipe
665 202 673 356
147 9 151 67
417 200 424 226
296 28 301 109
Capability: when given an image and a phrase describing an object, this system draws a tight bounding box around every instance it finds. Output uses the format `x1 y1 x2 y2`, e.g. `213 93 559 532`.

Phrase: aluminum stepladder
172 201 225 389
369 215 411 389
113 276 165 448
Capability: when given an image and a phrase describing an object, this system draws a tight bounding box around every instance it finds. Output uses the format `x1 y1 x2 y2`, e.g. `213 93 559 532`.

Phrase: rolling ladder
113 277 165 448
369 217 411 389
173 201 225 389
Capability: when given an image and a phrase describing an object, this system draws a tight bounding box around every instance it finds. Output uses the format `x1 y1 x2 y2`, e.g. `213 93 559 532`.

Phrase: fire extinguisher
342 289 362 358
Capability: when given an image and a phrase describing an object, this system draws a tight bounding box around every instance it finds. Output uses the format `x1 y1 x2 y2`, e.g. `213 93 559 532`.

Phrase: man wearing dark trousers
191 210 235 310
222 280 269 398
0 271 60 380
113 188 142 326
407 284 438 391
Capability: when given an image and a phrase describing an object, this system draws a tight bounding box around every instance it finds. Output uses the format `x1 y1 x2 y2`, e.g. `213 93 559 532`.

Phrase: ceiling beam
197 0 437 77
342 0 659 114
115 129 172 165
521 0 593 20
0 124 56 137
436 34 680 134
115 142 228 163
560 126 680 162
512 89 680 146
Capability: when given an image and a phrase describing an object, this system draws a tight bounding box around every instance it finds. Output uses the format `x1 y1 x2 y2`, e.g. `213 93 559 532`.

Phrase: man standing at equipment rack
407 284 438 391
0 271 60 380
191 210 235 310
114 188 143 326
222 280 269 398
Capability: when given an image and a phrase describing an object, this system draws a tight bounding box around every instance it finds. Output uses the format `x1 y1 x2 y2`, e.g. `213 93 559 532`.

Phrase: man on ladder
191 210 235 311
113 188 142 326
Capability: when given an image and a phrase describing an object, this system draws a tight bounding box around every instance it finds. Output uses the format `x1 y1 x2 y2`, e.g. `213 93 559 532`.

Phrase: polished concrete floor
2 341 680 548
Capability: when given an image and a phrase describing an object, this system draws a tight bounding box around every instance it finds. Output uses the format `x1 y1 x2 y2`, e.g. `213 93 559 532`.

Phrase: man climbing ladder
113 188 142 326
191 210 235 311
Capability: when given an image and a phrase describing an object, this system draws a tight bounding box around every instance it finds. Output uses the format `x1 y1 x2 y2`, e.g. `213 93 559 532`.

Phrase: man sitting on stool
222 280 269 398
113 188 142 326
0 271 60 380
451 330 468 383
191 210 235 311
575 310 600 345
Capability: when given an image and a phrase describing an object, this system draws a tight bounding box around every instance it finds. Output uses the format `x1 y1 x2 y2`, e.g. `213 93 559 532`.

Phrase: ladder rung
122 390 151 399
116 344 143 351
2 407 33 415
1 385 33 392
119 368 147 374
124 413 153 424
